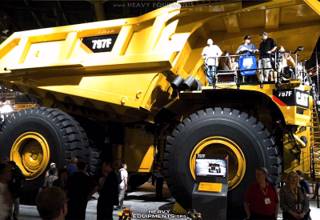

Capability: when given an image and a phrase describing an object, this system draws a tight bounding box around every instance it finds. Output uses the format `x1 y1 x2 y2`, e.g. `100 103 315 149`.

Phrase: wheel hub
10 132 50 180
189 136 246 190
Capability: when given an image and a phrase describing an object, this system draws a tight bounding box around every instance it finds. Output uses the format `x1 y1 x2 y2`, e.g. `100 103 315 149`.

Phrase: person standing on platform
202 38 223 86
236 35 258 55
258 32 277 82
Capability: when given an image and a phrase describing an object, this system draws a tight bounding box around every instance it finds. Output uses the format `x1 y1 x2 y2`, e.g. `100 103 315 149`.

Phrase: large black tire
163 107 281 214
0 107 94 202
88 140 102 176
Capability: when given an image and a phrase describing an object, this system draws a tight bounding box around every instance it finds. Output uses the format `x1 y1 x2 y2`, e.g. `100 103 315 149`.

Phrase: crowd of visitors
0 156 318 220
0 158 129 220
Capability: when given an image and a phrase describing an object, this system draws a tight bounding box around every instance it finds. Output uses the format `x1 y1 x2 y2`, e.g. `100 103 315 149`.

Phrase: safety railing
203 50 308 86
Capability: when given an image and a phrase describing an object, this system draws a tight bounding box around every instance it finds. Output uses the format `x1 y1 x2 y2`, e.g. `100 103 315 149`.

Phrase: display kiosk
192 154 228 220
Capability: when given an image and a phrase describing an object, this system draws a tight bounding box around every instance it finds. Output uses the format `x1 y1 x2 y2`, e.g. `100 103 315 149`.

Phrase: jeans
118 188 126 207
11 198 19 220
206 65 217 85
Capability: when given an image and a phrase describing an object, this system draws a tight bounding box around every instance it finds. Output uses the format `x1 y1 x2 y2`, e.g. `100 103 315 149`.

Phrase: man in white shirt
118 163 128 209
202 38 223 86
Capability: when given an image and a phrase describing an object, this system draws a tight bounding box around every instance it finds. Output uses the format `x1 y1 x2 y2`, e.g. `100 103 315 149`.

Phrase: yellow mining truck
0 0 319 215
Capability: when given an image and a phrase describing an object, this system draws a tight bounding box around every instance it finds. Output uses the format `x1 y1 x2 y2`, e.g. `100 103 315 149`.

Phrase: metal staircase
310 53 320 182
310 93 320 180
310 82 320 207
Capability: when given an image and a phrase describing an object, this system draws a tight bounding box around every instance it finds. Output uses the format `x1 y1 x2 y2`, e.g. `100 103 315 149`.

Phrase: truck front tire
0 107 91 202
163 107 281 214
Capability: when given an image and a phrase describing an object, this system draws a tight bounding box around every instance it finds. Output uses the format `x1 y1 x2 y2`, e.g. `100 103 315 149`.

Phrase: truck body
0 0 320 215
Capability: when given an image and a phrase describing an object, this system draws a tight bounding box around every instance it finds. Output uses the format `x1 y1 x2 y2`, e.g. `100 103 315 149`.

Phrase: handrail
203 51 305 85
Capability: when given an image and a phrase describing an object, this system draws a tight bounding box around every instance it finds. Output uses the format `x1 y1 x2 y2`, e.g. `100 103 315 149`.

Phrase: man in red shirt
244 167 279 220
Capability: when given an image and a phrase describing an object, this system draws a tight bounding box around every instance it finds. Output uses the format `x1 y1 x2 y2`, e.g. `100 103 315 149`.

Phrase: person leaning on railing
236 35 259 83
201 38 223 86
236 35 258 55
277 46 296 81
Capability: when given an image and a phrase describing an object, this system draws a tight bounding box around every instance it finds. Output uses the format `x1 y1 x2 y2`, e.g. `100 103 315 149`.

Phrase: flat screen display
196 158 227 178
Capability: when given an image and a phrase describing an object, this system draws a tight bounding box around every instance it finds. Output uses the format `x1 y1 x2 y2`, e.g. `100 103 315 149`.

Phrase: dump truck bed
0 0 319 122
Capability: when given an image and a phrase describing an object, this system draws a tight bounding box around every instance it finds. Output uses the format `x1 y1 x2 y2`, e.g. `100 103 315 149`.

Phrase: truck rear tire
163 107 281 212
0 107 92 202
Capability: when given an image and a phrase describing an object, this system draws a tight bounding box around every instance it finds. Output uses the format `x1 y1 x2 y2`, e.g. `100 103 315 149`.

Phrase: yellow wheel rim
10 132 50 180
189 136 246 190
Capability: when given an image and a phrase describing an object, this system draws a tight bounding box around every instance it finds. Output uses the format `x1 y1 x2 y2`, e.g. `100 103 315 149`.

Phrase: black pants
66 199 87 220
97 201 114 220
283 212 310 220
250 214 276 220
156 177 164 199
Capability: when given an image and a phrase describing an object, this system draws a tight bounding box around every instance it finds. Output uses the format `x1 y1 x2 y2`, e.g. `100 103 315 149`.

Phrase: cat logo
295 90 309 108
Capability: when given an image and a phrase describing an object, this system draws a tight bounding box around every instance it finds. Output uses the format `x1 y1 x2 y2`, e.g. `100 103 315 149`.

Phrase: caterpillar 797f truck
0 0 319 215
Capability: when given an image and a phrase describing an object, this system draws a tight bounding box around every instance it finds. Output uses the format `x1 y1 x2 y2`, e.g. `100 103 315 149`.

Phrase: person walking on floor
118 163 128 209
8 161 24 220
97 161 119 220
66 161 94 220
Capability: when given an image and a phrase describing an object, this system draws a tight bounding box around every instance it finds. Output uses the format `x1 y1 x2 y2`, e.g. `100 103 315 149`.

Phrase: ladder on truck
310 82 320 207
311 48 320 206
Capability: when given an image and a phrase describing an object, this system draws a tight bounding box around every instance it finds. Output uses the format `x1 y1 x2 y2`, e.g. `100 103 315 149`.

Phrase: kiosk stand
192 154 228 220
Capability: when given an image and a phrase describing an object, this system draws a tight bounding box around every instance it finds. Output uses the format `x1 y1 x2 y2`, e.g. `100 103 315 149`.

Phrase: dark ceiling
0 0 178 42
0 1 265 40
